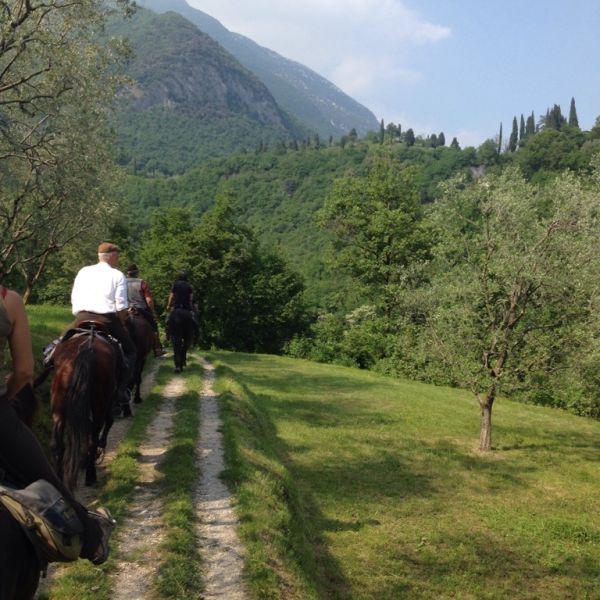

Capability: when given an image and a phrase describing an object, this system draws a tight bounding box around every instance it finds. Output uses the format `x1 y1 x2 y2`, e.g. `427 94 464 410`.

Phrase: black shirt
171 280 192 310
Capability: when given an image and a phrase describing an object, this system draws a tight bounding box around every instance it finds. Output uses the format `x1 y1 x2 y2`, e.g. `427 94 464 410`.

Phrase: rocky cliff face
111 8 307 173
137 0 379 139
120 9 297 131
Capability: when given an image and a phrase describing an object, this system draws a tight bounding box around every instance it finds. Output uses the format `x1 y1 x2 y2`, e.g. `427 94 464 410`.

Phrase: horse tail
60 338 96 490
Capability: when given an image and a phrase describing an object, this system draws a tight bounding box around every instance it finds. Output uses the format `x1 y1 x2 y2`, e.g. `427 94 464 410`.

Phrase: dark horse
126 311 154 404
0 387 41 600
168 308 195 373
50 326 118 488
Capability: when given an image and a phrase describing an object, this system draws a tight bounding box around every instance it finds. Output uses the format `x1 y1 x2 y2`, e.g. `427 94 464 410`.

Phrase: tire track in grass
196 358 248 600
110 375 184 600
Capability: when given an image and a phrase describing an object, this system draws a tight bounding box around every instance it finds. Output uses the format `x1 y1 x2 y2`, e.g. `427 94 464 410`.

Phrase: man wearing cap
70 242 136 412
125 264 166 357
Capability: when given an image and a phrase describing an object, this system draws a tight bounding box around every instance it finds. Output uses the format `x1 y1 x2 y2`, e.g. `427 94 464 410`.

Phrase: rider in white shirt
69 242 136 414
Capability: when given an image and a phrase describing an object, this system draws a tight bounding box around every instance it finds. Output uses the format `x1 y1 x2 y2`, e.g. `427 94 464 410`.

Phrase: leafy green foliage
138 200 309 352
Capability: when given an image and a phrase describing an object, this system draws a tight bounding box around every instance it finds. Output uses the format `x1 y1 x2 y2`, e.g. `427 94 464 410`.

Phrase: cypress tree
508 117 518 152
450 137 460 149
379 119 385 144
526 111 535 136
405 128 415 147
568 97 579 128
519 114 525 145
438 132 446 146
497 122 503 154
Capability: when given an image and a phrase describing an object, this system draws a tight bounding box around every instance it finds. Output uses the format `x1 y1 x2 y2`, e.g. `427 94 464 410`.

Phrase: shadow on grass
210 353 600 599
391 529 600 599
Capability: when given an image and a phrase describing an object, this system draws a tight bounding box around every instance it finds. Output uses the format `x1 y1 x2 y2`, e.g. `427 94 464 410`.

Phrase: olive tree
425 166 600 450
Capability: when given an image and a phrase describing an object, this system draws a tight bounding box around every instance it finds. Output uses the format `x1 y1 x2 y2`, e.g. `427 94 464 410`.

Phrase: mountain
136 0 380 139
110 8 308 174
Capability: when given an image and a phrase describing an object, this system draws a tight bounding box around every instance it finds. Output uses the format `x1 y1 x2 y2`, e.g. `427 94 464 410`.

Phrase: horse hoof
133 397 142 404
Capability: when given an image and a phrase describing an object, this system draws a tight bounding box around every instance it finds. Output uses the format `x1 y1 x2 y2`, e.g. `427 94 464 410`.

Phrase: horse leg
133 358 145 404
173 334 181 372
98 411 114 453
85 424 101 486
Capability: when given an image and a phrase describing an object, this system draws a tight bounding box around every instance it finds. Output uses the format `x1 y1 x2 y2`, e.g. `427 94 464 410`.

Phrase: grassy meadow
208 350 600 600
21 308 600 598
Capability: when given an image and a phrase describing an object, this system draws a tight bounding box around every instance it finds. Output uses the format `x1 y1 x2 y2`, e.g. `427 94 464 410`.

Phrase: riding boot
0 396 112 564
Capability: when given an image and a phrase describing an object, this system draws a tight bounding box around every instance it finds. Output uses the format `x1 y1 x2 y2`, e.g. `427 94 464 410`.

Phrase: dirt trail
110 375 184 600
195 358 248 599
38 357 250 599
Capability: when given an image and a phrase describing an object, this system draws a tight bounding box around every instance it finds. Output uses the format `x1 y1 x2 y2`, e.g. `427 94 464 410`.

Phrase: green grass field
208 350 600 600
21 308 600 599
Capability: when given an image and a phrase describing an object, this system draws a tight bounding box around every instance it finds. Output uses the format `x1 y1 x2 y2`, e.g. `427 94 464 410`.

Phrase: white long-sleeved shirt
71 261 129 315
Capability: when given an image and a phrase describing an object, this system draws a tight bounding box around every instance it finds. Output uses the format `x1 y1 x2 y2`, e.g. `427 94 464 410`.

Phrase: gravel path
195 358 248 600
37 356 249 599
110 375 184 600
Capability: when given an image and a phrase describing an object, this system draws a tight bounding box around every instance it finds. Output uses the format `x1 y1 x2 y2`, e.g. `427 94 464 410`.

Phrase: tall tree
379 119 385 144
405 128 415 147
544 104 566 130
519 114 526 146
568 97 580 128
425 167 600 450
526 111 536 136
508 117 518 152
437 132 446 147
319 161 429 316
497 123 503 154
0 0 133 293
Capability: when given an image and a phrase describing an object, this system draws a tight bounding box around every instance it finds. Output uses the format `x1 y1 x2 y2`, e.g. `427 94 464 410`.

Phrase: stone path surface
195 358 248 600
110 375 183 600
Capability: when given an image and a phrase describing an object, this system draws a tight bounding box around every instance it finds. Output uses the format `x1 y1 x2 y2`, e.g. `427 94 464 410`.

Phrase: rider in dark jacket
126 264 166 357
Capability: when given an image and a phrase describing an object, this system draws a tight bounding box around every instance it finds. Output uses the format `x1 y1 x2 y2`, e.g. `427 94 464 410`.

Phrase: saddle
43 322 123 367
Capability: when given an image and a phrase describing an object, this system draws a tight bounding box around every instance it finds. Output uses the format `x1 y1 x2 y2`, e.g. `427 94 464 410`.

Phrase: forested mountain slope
109 8 309 174
137 0 380 139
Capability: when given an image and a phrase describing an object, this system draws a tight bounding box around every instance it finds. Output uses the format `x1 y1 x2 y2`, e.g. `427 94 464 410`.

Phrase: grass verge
206 349 600 600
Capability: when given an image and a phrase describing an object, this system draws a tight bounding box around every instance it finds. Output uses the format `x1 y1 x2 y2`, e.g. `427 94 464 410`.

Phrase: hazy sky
186 0 600 147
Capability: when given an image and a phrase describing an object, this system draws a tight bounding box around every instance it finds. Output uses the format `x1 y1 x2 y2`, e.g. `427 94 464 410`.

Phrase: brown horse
0 387 42 600
50 327 118 489
126 311 154 404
